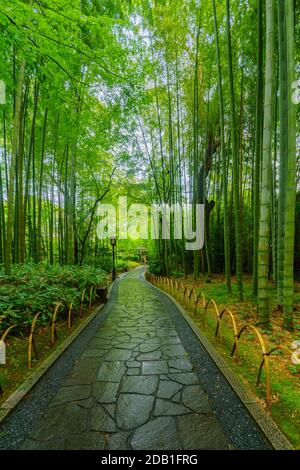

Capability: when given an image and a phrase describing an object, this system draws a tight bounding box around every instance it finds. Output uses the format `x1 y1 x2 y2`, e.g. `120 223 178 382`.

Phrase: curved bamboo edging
68 301 74 330
89 286 94 311
28 312 41 368
0 283 103 396
1 324 17 342
146 272 285 405
194 291 206 313
188 287 197 308
80 289 86 318
215 308 239 354
232 324 271 402
256 346 293 395
51 302 63 346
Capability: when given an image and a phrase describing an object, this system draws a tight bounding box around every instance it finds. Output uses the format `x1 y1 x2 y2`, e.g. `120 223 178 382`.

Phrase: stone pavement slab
21 269 230 450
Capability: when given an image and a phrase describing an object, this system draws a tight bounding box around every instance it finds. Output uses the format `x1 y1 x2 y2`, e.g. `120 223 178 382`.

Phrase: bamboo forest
0 0 299 454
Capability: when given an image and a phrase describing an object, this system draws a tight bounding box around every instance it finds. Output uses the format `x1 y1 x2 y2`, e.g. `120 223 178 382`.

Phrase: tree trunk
277 0 287 307
257 0 275 324
253 0 263 298
37 107 48 261
212 0 231 293
226 0 243 300
5 59 26 274
282 0 296 330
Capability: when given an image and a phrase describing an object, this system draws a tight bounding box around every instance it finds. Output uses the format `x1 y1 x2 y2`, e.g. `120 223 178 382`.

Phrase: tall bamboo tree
212 0 231 293
253 0 263 298
277 0 288 307
282 0 296 330
257 0 275 324
225 0 243 300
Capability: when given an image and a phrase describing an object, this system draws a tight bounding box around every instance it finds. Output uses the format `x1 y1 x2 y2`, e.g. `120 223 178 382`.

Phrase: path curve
0 268 270 450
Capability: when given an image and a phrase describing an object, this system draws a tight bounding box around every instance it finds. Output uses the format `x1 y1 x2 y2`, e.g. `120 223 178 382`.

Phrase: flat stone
168 358 193 371
160 337 181 345
126 361 140 368
181 385 211 413
22 439 65 450
90 405 116 432
77 397 95 409
158 329 178 337
21 439 47 450
118 342 140 349
131 417 181 450
104 348 132 361
94 328 116 334
168 372 199 385
137 350 162 361
127 368 140 375
93 382 119 403
108 431 130 450
71 356 100 370
157 380 182 399
114 335 131 342
142 361 168 375
177 414 229 449
154 399 190 416
64 358 100 386
121 375 158 395
24 270 231 451
172 392 181 403
120 321 137 327
95 327 116 334
139 344 160 353
162 344 186 357
97 361 126 382
103 403 117 418
64 432 105 450
50 385 91 406
117 394 154 430
30 403 88 441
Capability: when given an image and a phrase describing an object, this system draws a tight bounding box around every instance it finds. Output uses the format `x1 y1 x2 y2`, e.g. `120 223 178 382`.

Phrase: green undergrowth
0 314 90 406
186 297 300 449
0 263 108 332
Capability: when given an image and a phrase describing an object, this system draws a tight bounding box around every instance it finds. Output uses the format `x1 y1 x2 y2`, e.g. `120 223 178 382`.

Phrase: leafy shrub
127 261 140 269
116 259 140 271
0 263 108 332
93 254 113 272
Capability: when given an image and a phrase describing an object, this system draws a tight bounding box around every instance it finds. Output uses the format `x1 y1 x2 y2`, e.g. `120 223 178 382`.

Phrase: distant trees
0 0 134 271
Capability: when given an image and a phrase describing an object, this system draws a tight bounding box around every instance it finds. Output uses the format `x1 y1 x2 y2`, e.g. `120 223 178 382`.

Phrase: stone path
22 269 230 450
